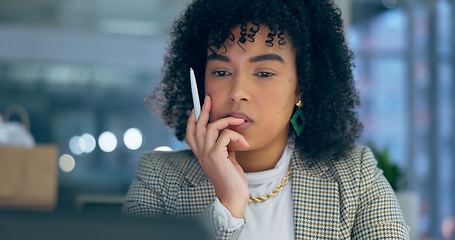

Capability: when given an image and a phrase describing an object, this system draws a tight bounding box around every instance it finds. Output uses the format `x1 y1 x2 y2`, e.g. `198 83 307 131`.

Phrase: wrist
219 196 248 218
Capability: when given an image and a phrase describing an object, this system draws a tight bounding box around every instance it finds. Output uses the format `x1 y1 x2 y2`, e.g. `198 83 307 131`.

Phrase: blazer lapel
291 149 342 239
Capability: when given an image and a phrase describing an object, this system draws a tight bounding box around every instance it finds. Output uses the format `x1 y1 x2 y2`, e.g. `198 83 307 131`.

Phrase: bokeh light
123 128 143 150
154 146 173 152
69 136 83 155
98 131 117 152
80 133 96 153
58 154 76 173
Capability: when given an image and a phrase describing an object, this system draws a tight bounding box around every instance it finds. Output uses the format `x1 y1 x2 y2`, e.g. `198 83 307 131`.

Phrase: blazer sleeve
121 153 167 218
351 147 410 239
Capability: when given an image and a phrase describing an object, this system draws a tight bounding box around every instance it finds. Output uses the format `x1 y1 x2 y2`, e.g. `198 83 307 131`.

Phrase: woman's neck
235 136 289 173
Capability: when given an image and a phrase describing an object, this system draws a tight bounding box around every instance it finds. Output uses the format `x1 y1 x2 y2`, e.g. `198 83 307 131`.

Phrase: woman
122 0 410 239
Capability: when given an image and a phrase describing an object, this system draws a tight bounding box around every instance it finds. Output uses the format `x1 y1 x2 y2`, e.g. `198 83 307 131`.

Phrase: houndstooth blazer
122 145 410 239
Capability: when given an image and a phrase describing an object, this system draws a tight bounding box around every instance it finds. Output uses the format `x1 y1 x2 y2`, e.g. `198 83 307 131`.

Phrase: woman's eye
212 71 229 77
255 72 275 78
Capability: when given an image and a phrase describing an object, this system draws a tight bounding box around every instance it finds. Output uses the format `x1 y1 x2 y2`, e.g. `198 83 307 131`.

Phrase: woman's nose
229 75 251 102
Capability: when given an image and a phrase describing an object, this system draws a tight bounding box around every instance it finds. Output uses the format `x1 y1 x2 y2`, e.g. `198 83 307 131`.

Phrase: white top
213 141 295 240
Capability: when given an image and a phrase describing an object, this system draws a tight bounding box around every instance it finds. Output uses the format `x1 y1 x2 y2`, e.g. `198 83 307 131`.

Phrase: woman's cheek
209 104 221 122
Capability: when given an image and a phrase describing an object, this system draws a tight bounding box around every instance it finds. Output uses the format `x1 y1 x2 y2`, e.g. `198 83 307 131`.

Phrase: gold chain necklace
248 167 292 203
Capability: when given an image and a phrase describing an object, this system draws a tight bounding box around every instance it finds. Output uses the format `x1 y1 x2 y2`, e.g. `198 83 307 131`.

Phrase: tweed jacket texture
122 145 410 239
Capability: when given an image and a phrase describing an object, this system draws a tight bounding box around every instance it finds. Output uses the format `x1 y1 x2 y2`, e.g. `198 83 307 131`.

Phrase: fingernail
204 95 208 103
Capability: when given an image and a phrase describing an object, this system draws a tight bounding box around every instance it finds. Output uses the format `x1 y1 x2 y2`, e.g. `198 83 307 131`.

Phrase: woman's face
205 24 300 152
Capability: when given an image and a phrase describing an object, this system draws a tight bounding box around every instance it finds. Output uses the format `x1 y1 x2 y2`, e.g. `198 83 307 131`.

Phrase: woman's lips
227 112 253 130
229 112 252 122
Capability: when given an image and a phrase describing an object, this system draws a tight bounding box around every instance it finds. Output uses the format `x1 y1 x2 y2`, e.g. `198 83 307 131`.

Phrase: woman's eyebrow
206 54 284 63
250 54 284 63
250 53 284 63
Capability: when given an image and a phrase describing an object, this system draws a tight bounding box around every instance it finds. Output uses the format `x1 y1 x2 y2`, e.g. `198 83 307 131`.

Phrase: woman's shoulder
298 145 375 175
335 145 376 171
328 144 380 184
135 149 207 185
137 149 197 171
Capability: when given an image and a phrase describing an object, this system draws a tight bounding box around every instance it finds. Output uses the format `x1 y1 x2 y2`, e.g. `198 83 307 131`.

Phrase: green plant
369 144 406 191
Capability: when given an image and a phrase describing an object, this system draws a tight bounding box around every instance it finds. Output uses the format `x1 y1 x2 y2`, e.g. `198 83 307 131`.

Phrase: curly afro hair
147 0 363 163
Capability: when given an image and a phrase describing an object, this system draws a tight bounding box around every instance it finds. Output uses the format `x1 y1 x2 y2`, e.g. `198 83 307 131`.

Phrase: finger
185 109 198 154
211 128 250 153
204 117 246 150
195 95 211 149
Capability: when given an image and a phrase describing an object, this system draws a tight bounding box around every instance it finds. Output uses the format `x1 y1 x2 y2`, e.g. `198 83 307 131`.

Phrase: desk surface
0 210 210 240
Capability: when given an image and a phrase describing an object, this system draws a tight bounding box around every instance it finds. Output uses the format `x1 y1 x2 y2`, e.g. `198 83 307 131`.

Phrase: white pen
190 68 201 121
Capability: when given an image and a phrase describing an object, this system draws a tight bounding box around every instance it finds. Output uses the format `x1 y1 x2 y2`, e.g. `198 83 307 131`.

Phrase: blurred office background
0 0 453 239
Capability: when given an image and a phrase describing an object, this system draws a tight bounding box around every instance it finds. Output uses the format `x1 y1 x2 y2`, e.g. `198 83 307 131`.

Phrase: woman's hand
186 95 250 218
